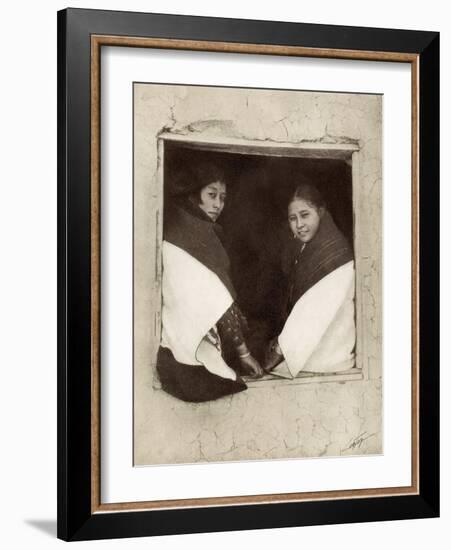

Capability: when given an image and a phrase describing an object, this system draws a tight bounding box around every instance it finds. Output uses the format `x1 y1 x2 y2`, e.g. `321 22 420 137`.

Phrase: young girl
264 183 356 376
157 161 263 403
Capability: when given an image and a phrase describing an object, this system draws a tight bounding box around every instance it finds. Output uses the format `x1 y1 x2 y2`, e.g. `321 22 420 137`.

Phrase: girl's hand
239 354 264 379
264 338 284 372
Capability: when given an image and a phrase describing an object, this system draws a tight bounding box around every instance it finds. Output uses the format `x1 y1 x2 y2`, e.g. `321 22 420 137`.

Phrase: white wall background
0 1 448 548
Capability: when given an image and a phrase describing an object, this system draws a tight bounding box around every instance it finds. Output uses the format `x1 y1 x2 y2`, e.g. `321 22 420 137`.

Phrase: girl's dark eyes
289 213 310 221
209 193 226 201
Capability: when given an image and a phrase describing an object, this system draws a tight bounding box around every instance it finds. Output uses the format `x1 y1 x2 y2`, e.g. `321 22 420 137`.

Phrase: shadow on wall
25 519 57 538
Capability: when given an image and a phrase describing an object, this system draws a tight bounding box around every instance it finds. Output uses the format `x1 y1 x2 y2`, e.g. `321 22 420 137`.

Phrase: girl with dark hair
157 161 263 403
264 183 356 376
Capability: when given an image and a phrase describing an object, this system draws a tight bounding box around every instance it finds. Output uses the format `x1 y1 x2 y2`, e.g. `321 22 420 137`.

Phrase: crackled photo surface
133 83 382 466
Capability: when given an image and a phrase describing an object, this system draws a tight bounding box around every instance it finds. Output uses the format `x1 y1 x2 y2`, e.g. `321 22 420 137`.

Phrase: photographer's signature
341 431 376 452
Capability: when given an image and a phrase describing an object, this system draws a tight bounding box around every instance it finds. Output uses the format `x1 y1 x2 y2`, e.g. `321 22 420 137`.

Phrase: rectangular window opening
156 134 364 387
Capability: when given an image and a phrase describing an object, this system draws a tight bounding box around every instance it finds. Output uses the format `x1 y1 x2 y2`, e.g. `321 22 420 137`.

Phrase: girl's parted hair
289 182 325 211
172 160 227 198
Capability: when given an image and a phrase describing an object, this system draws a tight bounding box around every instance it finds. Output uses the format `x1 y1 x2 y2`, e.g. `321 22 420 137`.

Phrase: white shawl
160 241 237 381
278 260 356 377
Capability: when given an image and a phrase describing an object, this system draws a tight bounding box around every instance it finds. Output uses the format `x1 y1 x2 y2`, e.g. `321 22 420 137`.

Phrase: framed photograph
57 8 439 541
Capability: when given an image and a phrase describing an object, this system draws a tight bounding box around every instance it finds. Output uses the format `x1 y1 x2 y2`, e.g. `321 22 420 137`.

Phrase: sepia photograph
133 82 382 466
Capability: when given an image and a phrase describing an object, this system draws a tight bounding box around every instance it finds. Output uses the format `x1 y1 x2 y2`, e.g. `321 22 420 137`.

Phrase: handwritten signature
341 431 376 452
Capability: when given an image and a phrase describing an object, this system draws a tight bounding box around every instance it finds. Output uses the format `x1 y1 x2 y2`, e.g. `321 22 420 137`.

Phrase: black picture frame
57 7 439 541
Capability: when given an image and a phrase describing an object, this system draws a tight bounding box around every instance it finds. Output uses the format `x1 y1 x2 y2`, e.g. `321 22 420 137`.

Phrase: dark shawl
164 199 236 299
156 347 246 403
282 210 354 317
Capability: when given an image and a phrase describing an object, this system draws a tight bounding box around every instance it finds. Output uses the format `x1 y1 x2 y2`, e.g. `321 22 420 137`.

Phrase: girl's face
288 198 323 243
198 181 227 222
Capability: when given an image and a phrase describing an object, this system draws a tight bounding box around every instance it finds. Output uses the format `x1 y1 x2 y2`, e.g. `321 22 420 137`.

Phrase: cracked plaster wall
133 84 382 465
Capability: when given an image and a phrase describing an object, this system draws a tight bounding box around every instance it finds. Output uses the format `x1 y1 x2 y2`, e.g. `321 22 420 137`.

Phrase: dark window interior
163 141 353 362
